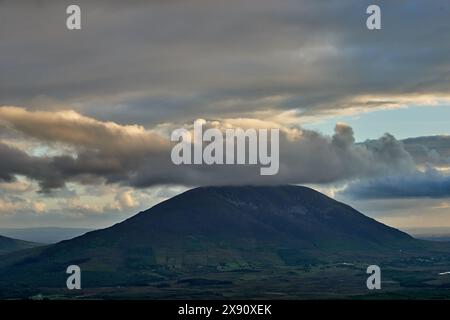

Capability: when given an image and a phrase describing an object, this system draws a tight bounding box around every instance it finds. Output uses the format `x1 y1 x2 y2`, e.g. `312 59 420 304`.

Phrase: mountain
0 185 449 299
0 227 94 244
0 235 41 255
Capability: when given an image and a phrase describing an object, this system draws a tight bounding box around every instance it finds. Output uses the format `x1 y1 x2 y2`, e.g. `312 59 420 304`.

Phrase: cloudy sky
1 0 450 230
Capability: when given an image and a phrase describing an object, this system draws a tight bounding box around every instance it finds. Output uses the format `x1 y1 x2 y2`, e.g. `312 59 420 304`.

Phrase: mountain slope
0 235 41 255
0 186 447 295
61 185 420 259
0 227 93 244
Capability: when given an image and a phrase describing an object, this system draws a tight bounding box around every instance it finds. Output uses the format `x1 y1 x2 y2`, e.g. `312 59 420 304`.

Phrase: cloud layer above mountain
0 106 419 191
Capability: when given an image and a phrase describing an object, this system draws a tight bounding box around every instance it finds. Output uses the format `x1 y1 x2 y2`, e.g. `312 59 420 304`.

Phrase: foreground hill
0 186 449 299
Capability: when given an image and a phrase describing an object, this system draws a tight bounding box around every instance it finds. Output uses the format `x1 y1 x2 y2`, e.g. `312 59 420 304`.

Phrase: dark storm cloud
0 142 65 189
1 0 449 125
342 169 450 199
341 136 450 200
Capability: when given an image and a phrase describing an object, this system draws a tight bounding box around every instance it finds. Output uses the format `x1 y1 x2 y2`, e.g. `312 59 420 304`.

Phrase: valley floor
9 257 450 300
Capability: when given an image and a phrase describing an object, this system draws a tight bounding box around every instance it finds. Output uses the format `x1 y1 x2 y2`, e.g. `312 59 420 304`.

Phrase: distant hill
0 227 93 244
0 235 41 255
404 227 450 242
0 185 449 299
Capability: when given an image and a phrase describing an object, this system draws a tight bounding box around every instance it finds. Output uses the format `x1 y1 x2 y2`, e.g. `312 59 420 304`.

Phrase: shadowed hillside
0 235 41 255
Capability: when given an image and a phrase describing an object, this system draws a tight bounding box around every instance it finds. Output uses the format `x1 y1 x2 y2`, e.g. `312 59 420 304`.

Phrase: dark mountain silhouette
0 186 449 298
0 235 41 255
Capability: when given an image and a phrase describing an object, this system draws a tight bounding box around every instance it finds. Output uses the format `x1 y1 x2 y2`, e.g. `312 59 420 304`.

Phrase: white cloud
115 190 138 209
